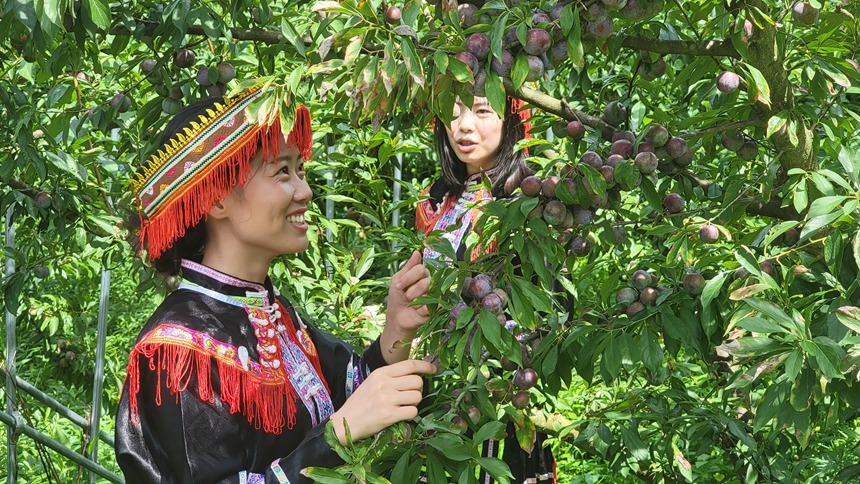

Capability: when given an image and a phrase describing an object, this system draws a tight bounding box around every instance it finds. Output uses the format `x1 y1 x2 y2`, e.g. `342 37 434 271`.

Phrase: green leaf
765 112 787 139
753 381 788 431
639 329 662 373
825 231 844 278
434 49 449 73
744 64 771 108
513 412 536 455
808 195 847 219
83 0 110 30
736 317 789 335
838 464 860 482
793 180 808 212
811 336 845 379
784 348 803 381
614 160 639 191
401 37 425 87
743 298 801 335
735 336 785 357
854 230 860 277
427 433 472 461
46 83 70 108
484 71 505 121
542 345 559 377
700 271 727 322
355 246 375 278
479 309 505 354
448 56 473 83
800 211 843 243
566 15 583 66
511 53 528 89
837 146 859 185
475 457 512 482
819 61 851 88
618 422 649 462
835 306 860 334
727 420 757 450
45 151 84 181
473 421 506 448
489 13 508 62
580 164 606 198
301 467 351 483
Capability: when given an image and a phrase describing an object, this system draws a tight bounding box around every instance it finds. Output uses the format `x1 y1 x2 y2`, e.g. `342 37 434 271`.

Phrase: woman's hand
381 251 431 364
329 359 436 444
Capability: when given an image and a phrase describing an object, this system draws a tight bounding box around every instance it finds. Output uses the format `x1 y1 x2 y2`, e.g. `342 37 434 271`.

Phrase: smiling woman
116 84 436 484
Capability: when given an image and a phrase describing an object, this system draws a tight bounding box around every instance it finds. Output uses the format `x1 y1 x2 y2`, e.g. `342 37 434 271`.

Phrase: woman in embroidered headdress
415 96 557 483
116 85 436 483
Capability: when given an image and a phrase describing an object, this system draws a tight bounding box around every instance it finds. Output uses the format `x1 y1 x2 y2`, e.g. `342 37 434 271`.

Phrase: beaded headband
130 85 312 261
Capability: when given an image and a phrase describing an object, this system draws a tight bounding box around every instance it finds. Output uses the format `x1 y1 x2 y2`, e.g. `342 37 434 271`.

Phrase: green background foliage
1 0 859 482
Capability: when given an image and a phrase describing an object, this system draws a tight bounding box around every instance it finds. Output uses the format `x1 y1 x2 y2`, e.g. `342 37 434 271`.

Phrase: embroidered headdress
131 84 313 261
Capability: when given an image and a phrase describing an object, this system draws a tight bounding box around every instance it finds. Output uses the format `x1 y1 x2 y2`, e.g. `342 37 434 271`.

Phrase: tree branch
4 178 39 198
111 19 286 44
681 119 764 141
745 197 801 220
620 36 740 59
504 81 615 140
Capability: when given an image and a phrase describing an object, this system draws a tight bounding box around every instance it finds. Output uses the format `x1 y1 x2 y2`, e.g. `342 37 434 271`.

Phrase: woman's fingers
397 264 430 292
382 359 437 377
388 374 425 391
394 252 423 289
404 276 432 302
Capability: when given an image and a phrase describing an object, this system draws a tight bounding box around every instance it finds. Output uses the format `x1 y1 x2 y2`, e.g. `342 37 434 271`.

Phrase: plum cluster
485 365 539 411
449 273 508 325
615 269 662 317
720 128 758 161
138 52 236 116
453 0 664 94
445 273 543 411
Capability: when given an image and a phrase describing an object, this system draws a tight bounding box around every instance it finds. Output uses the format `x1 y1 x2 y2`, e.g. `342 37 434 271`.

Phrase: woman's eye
278 166 290 175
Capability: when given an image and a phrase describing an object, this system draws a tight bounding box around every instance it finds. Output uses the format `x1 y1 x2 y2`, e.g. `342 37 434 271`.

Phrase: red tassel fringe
126 341 299 434
288 105 313 161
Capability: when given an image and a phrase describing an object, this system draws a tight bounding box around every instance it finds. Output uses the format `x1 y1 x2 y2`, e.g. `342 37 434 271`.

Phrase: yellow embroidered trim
130 84 266 192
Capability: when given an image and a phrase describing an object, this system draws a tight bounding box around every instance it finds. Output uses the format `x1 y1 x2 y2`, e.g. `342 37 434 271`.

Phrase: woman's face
444 97 504 175
217 138 312 259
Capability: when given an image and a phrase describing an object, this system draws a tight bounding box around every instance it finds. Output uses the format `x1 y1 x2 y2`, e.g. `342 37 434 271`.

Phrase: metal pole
0 409 124 483
87 266 111 482
0 367 114 447
89 129 117 482
391 153 403 258
5 205 19 484
325 136 335 280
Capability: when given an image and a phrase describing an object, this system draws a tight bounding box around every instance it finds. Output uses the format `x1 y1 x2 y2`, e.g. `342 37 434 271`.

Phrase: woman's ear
208 199 230 220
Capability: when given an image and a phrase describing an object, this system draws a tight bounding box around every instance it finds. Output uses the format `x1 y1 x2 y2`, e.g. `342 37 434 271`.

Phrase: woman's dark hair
433 97 533 200
130 96 224 275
